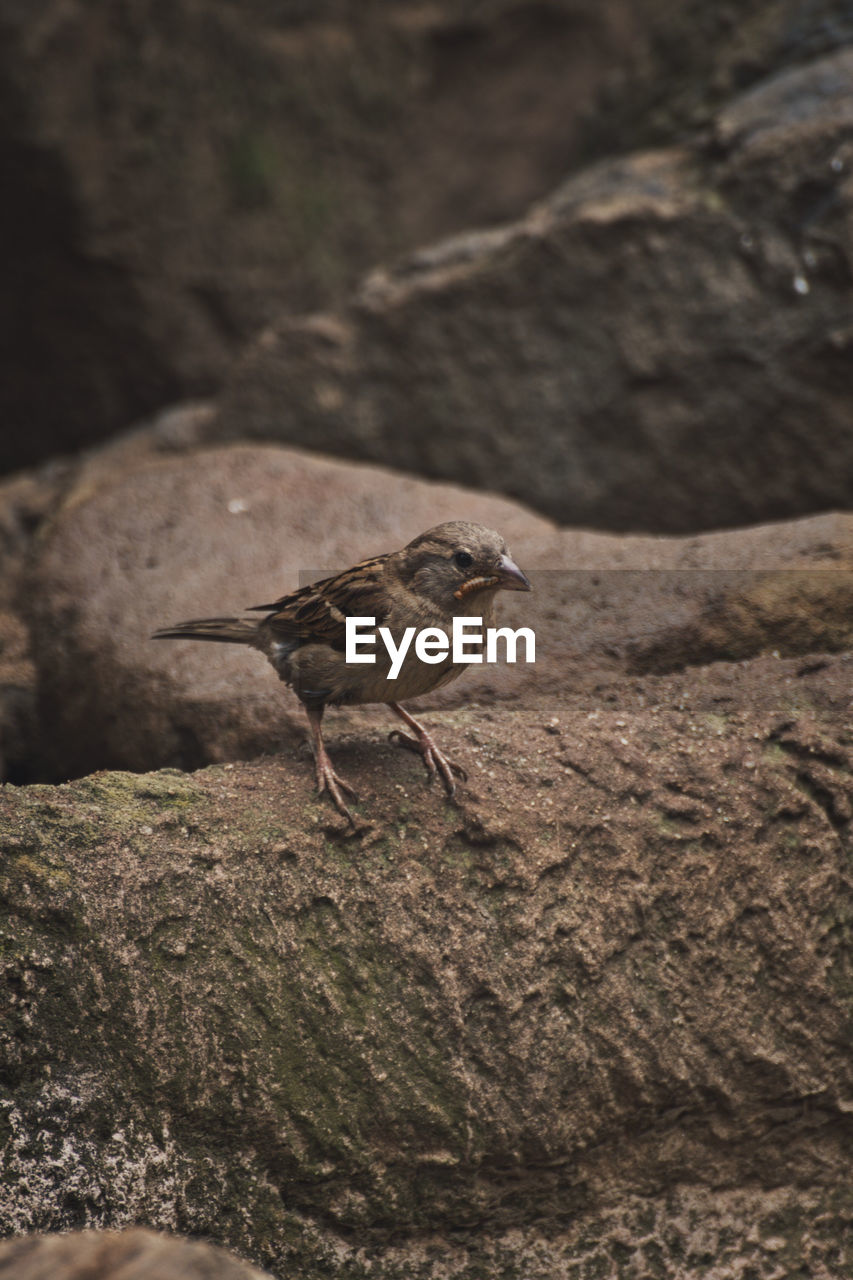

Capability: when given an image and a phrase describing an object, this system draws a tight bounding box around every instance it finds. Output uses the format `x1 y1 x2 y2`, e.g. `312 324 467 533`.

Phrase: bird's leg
387 702 467 797
304 705 359 823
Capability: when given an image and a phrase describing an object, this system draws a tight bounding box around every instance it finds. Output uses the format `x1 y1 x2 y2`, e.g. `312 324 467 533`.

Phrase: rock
0 1229 272 1280
0 463 75 610
0 1 651 476
22 441 852 781
0 653 851 1276
214 49 853 533
0 403 229 784
4 1 853 478
0 462 78 784
24 443 554 780
576 0 853 157
0 612 36 784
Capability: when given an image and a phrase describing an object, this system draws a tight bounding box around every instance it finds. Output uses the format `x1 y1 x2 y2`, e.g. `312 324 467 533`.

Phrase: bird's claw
388 729 467 796
315 757 359 825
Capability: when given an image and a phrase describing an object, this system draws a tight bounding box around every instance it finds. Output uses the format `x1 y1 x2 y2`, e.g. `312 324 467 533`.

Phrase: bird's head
399 521 531 611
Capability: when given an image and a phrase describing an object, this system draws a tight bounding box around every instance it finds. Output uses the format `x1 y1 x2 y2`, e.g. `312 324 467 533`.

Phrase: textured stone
0 0 649 474
0 652 851 1276
214 49 853 533
24 443 554 780
5 1 853 478
0 611 36 784
22 441 852 782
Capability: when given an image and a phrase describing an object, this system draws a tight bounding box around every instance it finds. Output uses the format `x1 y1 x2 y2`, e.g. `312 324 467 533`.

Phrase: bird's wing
251 555 391 651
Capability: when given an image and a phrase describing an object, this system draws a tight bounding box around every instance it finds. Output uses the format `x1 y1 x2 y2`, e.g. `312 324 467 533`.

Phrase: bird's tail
151 617 261 646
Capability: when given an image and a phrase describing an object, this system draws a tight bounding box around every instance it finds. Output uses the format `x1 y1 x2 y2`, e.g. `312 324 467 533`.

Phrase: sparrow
152 521 531 823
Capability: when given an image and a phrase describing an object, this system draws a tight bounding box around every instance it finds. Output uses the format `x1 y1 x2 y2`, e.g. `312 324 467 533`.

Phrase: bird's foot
314 753 359 825
388 728 467 796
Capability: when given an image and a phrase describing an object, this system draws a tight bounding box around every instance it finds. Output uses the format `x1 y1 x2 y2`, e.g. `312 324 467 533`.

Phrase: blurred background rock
3 0 852 527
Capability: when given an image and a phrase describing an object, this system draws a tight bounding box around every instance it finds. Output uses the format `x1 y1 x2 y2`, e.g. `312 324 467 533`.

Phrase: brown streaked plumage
152 521 531 823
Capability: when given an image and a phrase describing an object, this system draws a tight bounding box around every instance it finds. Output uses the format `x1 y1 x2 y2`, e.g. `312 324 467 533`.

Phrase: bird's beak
496 552 532 592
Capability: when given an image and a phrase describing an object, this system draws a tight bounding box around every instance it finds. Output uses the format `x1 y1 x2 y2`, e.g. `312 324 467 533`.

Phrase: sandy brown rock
0 612 36 784
214 49 853 533
0 407 222 783
0 1229 272 1280
0 462 76 782
22 441 852 782
0 463 75 610
0 656 851 1277
25 443 554 781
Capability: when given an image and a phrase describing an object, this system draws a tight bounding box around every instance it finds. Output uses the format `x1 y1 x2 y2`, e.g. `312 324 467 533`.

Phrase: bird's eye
454 550 473 569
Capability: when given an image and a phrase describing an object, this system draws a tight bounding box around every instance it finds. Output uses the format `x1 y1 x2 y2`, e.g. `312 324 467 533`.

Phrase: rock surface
214 48 853 533
0 0 651 474
4 1 853 479
0 459 81 783
19 441 853 783
0 1228 272 1280
24 443 553 781
0 406 222 784
0 654 851 1277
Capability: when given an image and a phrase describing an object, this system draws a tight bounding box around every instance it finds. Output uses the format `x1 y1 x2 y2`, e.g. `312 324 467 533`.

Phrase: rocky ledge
1 644 851 1276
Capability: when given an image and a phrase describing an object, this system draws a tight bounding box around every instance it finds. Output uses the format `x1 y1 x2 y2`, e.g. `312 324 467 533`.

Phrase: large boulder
4 0 853 477
214 48 853 533
0 652 851 1276
19 441 852 782
23 443 553 781
0 0 653 475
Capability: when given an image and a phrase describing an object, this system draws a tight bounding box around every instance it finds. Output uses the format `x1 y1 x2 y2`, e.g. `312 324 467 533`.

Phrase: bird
152 521 531 823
